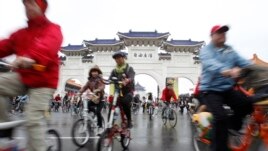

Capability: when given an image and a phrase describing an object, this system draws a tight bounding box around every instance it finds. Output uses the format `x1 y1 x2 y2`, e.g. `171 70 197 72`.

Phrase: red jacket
193 81 200 97
161 87 178 102
0 16 63 88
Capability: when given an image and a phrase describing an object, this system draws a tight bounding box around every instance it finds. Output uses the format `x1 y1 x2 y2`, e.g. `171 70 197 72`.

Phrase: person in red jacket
0 0 63 150
160 80 178 118
161 80 178 103
54 94 61 112
193 78 207 113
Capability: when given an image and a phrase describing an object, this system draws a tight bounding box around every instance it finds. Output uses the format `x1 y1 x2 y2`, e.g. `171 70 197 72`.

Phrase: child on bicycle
79 65 105 129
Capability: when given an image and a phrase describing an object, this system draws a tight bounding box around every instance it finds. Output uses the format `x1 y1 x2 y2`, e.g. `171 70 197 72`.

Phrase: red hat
35 0 48 13
211 25 229 34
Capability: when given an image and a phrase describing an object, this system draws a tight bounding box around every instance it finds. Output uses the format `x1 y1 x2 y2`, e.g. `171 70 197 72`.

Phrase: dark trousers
118 93 133 123
202 89 253 151
88 101 104 127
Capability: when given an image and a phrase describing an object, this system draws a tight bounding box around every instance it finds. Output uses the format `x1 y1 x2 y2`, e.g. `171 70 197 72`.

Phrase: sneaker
96 127 104 136
228 131 245 147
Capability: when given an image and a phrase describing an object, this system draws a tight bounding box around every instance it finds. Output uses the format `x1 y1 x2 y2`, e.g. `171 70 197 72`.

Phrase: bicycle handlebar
0 61 46 72
0 120 26 129
102 78 123 85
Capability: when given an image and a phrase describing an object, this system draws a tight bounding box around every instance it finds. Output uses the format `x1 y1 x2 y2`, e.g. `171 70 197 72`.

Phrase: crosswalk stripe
13 136 100 140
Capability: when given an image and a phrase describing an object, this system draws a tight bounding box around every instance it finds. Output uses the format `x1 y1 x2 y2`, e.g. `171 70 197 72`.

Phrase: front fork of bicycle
107 92 119 129
82 99 89 131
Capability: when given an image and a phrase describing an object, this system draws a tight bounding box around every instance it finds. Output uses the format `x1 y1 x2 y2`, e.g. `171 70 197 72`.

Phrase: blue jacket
199 42 252 91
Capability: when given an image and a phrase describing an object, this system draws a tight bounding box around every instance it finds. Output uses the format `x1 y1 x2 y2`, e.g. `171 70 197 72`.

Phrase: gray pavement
7 108 268 151
50 108 195 151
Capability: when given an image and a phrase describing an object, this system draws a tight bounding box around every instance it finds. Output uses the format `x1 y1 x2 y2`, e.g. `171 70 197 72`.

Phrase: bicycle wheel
168 109 177 128
71 119 90 147
46 129 62 151
162 109 167 125
97 129 113 151
228 134 248 150
101 116 106 129
149 106 153 120
121 129 131 149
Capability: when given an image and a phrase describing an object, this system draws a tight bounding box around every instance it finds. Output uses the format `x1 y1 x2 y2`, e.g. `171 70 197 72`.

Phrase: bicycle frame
0 118 61 151
193 102 268 151
229 104 268 151
107 90 128 130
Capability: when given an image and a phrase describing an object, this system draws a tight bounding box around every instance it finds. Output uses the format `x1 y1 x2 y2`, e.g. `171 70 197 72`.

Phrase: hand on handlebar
12 56 36 69
222 67 241 78
122 78 130 86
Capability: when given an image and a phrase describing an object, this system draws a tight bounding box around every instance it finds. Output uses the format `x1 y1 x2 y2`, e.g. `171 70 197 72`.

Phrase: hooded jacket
0 15 63 88
161 87 178 102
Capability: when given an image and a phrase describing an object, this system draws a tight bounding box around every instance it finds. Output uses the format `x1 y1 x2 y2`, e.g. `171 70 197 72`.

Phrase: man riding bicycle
0 0 63 150
199 25 253 151
161 80 178 116
109 51 135 128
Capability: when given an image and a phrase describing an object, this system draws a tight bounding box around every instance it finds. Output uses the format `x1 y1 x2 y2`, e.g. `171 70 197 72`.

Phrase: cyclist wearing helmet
161 79 178 116
161 79 178 103
109 51 135 128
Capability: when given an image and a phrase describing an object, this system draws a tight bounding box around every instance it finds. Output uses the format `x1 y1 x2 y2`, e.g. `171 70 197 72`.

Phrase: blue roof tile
118 30 170 38
61 44 85 51
165 39 204 46
84 39 123 45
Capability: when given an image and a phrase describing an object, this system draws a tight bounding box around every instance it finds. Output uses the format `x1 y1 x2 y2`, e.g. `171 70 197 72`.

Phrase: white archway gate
57 30 204 96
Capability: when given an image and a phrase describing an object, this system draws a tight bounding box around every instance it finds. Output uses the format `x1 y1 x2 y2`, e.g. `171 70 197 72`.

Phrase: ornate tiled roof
83 39 124 45
164 39 204 46
135 82 146 91
61 44 86 51
251 54 268 67
117 30 170 39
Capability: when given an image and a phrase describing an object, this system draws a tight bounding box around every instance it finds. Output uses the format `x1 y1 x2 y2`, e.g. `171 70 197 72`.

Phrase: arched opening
64 78 82 93
134 74 158 99
177 77 194 95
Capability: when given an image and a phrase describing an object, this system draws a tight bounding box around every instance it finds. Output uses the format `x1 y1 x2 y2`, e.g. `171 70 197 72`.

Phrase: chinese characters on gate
133 53 153 58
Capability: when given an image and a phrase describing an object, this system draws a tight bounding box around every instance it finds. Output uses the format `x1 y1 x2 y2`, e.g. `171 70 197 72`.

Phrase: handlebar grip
32 64 46 72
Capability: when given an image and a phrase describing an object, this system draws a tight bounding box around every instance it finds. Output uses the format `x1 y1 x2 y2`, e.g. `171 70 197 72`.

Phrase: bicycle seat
254 99 268 106
252 93 268 105
0 120 26 129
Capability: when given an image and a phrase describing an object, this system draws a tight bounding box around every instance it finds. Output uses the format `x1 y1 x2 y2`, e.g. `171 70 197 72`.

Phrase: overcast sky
1 0 268 60
1 0 267 95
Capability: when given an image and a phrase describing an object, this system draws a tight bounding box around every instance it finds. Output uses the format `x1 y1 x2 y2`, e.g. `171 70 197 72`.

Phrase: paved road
52 108 195 151
7 108 267 151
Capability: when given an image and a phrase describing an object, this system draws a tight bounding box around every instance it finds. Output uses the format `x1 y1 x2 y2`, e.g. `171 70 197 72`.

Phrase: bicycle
131 102 140 115
97 77 131 151
162 101 177 128
71 93 105 147
0 61 61 151
147 101 154 120
70 101 82 118
191 67 268 151
153 102 163 117
0 112 62 151
192 98 268 151
61 100 70 113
